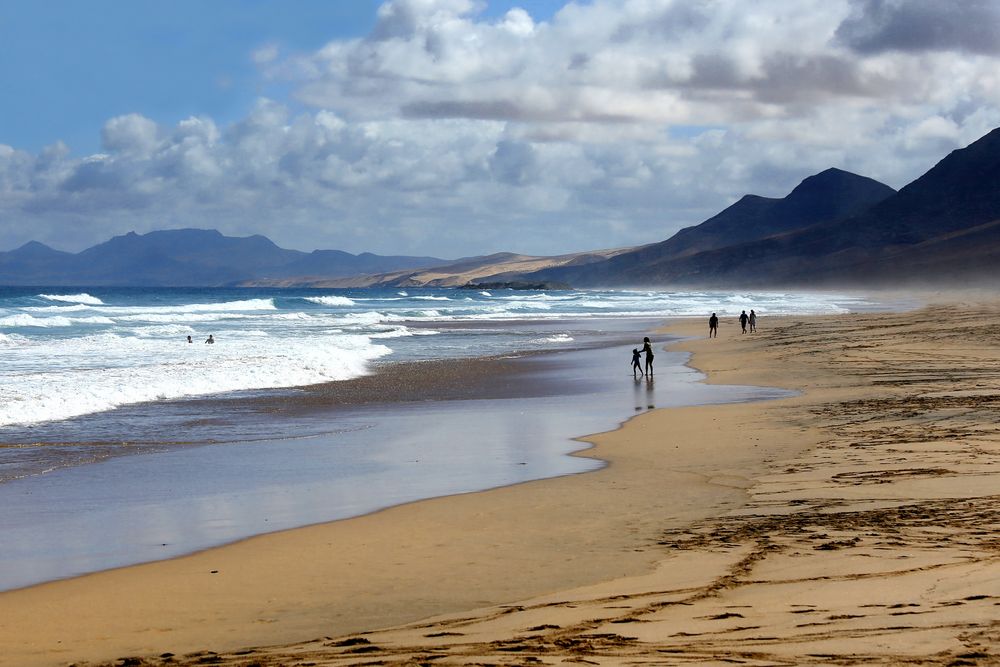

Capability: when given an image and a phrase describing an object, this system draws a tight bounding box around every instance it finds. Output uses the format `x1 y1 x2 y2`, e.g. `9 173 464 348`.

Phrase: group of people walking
631 308 759 378
708 309 756 338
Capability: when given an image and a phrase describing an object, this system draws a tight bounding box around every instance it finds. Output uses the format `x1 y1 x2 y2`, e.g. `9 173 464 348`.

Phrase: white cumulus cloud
2 0 1000 259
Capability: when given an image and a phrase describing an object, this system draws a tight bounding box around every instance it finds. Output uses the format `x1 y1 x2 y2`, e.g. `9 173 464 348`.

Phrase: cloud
252 43 280 65
836 0 1000 55
2 0 1000 259
101 114 161 158
278 0 1000 130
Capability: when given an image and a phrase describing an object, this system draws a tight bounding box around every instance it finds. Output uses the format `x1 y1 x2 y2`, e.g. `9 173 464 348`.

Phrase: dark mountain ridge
523 167 897 286
513 127 1000 288
674 127 1000 287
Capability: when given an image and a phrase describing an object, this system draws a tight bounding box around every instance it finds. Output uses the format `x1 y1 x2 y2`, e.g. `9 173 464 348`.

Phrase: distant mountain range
3 127 999 289
0 229 445 286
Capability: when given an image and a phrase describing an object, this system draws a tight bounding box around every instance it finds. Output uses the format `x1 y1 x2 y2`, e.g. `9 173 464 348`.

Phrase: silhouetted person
186 335 192 343
749 309 757 333
631 348 643 377
642 336 654 376
709 313 718 338
205 334 215 344
739 310 749 334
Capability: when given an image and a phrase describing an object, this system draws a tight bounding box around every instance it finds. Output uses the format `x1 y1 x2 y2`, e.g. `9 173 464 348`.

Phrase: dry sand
2 300 999 666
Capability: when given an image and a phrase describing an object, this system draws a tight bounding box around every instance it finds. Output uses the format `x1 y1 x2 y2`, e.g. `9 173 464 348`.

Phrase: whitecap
369 327 415 339
0 332 392 426
91 298 277 315
39 293 105 305
0 314 74 327
24 304 92 313
304 295 356 307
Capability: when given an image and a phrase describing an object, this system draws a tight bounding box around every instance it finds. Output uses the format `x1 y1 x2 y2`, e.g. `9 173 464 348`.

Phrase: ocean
0 286 871 429
0 286 876 589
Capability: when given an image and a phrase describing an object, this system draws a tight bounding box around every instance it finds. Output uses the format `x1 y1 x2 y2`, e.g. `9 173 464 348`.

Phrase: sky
1 0 998 258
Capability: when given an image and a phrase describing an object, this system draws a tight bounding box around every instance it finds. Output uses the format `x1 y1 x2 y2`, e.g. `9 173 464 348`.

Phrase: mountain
506 127 1000 288
0 241 75 283
520 168 897 286
0 229 445 286
645 127 1000 287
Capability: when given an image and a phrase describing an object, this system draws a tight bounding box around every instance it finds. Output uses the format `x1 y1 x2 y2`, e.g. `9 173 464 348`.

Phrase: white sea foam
132 324 198 337
369 327 415 339
113 312 252 323
1 314 64 327
336 311 409 326
0 332 391 427
304 295 356 307
413 295 451 301
533 334 574 343
39 293 105 305
397 291 408 296
479 291 492 297
24 304 93 313
367 326 440 339
98 298 276 315
496 293 579 301
265 312 325 321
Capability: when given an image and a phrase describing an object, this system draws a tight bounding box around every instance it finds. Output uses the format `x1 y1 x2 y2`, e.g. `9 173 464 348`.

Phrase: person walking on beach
739 310 749 334
709 313 719 338
749 309 757 333
642 337 654 376
631 348 643 378
205 334 215 344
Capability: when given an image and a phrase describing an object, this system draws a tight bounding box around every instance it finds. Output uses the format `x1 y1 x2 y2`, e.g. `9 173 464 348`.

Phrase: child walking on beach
631 348 643 377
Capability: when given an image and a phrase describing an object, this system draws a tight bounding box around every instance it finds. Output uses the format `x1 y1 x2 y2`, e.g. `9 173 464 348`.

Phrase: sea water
0 286 869 429
0 286 876 590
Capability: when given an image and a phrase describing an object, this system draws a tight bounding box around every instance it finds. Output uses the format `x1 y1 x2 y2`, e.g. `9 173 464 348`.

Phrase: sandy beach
2 299 999 666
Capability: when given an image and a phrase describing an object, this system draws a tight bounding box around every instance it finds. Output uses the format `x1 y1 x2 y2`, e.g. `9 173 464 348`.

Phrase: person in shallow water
631 348 643 378
186 335 192 343
205 334 215 344
641 336 654 376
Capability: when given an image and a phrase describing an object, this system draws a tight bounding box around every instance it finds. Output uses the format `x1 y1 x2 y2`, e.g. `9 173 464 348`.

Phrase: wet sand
3 300 1000 665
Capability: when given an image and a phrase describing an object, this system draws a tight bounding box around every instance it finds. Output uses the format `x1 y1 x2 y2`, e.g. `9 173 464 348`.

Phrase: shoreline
4 299 998 665
0 319 802 666
0 320 791 595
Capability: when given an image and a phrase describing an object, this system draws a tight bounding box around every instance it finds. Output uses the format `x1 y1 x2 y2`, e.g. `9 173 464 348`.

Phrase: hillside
503 128 1000 288
521 168 896 286
244 247 640 288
